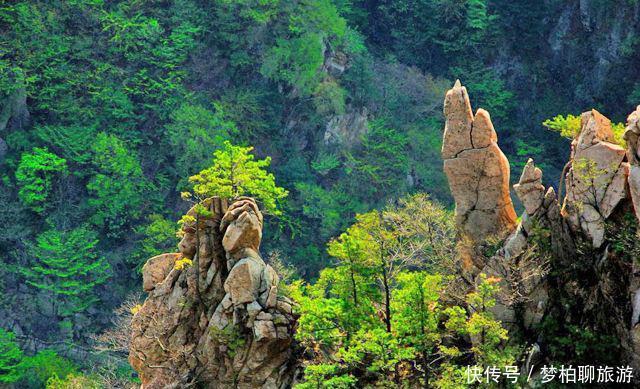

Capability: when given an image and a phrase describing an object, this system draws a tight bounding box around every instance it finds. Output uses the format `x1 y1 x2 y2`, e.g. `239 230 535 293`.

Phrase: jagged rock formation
624 106 640 369
562 110 628 248
513 159 545 216
443 81 640 371
442 80 517 245
129 197 298 388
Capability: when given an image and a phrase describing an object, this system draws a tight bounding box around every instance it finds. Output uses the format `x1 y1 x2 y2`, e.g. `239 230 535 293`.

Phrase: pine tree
21 226 110 317
188 141 288 215
0 329 23 383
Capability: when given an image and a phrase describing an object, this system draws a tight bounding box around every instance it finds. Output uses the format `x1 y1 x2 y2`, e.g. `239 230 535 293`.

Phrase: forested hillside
2 0 640 387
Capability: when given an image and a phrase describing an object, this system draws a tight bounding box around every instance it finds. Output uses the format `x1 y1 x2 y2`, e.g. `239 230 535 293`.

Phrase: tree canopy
189 141 289 215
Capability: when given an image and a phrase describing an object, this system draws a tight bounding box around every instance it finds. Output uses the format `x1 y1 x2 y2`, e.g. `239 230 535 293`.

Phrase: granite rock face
442 80 517 244
129 197 298 388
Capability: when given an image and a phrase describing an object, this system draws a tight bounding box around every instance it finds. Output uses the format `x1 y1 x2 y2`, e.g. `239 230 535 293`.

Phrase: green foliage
133 214 178 268
17 350 77 389
262 33 325 96
542 114 582 139
313 79 346 116
261 0 347 95
3 0 636 380
87 133 148 234
295 182 362 241
34 125 96 165
612 122 627 147
295 266 514 387
293 195 509 387
294 363 355 389
345 120 408 200
0 329 23 383
189 141 288 215
46 373 101 389
167 103 237 188
538 316 622 365
340 327 415 382
544 113 626 147
21 226 110 317
458 274 514 366
606 213 640 259
15 148 67 213
209 325 246 358
311 152 341 176
454 66 514 122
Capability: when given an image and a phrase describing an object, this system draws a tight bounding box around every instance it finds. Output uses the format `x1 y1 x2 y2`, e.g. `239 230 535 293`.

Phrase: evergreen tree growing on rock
188 141 288 215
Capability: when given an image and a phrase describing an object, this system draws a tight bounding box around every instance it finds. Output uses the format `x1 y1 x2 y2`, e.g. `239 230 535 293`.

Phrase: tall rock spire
442 80 517 244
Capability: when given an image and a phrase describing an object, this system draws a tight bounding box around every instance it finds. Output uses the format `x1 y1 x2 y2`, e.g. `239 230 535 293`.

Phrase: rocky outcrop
562 110 628 248
444 83 640 371
625 106 640 223
442 80 517 244
323 107 368 147
129 197 298 388
141 253 180 292
623 106 640 369
513 159 545 216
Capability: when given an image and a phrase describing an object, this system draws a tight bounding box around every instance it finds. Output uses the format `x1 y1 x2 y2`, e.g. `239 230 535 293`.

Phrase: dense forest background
1 0 640 386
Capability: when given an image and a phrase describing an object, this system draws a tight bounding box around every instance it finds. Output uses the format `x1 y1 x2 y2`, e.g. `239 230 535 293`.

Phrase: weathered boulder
629 166 640 222
563 110 627 248
141 253 180 292
442 80 517 243
129 197 298 388
625 106 640 222
221 199 263 255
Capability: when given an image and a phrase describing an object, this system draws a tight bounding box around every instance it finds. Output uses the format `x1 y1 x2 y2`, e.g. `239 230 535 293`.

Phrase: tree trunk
382 261 391 333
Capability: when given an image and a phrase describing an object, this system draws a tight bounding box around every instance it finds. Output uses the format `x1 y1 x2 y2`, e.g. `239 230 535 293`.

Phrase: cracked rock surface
442 80 517 243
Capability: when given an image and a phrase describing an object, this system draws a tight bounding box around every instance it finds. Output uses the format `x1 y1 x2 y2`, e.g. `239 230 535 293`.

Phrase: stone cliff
443 81 640 370
129 197 298 388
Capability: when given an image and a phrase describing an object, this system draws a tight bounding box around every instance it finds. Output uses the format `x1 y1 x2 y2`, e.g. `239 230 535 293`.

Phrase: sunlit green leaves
0 329 23 383
189 141 288 215
15 148 67 213
87 133 148 234
167 103 236 188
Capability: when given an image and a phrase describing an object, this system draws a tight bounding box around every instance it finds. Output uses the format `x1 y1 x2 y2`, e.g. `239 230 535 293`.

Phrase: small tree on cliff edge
188 141 288 215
